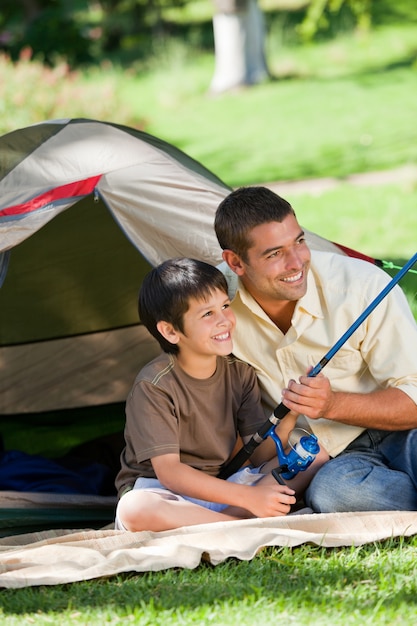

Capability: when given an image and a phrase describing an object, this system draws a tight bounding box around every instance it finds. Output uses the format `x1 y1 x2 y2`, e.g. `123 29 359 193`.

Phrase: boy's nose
218 312 231 325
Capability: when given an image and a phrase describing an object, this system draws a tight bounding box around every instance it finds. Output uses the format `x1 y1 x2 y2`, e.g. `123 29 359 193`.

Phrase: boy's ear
222 249 245 276
156 320 181 345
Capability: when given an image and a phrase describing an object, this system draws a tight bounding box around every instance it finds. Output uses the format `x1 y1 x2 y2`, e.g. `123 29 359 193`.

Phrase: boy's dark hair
215 186 295 261
138 257 229 354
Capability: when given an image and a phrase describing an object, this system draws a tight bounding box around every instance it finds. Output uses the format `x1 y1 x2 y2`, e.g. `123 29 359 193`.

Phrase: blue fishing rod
218 251 417 480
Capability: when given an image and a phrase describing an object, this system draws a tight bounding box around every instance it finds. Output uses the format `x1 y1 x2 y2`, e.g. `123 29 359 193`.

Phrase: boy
115 258 327 532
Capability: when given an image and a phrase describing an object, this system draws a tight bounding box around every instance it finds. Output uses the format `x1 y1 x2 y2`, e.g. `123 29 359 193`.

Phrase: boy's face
178 288 236 360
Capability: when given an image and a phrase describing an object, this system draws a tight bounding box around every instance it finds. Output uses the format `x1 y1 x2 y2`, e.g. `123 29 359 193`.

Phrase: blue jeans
305 428 417 512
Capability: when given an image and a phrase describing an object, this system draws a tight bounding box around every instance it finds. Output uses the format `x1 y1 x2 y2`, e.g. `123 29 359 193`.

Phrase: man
214 186 417 512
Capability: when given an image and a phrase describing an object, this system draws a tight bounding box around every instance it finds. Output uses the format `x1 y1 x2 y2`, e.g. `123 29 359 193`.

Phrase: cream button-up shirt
222 250 417 457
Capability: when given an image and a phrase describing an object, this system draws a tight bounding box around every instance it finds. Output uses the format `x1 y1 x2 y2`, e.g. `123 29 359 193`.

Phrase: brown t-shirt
115 353 267 498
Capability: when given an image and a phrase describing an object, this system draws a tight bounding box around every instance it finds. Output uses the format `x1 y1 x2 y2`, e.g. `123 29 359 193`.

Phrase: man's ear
156 321 180 345
222 249 245 276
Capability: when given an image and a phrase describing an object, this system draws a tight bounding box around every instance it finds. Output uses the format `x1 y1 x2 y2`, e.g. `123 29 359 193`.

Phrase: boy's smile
212 331 232 342
175 288 236 377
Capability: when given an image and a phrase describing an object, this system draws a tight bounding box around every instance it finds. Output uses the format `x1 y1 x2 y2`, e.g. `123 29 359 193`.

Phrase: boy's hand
244 483 296 517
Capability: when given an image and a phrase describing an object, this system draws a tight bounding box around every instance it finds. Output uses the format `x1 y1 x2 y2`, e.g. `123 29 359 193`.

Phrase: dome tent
0 118 350 535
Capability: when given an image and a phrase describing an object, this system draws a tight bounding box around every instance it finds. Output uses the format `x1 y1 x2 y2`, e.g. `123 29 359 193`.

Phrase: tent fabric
0 118 349 418
0 510 416 588
1 326 159 415
0 119 229 260
0 491 117 538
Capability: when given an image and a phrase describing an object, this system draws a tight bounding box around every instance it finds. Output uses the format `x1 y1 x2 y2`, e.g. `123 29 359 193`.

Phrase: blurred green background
1 0 416 279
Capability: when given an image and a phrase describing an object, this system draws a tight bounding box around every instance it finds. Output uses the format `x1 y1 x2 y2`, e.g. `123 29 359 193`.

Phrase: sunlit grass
291 182 417 259
1 536 417 625
1 22 417 188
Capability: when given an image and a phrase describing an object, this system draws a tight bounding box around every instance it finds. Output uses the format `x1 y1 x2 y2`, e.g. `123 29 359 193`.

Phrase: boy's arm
151 453 295 518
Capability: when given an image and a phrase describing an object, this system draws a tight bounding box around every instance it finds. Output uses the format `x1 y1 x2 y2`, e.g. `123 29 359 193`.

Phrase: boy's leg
116 488 251 532
115 463 302 532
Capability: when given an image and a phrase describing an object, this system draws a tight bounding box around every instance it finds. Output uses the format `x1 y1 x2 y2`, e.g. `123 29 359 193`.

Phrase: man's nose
284 247 303 268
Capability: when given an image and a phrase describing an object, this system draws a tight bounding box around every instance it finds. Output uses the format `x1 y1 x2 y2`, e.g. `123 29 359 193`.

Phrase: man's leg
379 429 417 489
305 429 417 513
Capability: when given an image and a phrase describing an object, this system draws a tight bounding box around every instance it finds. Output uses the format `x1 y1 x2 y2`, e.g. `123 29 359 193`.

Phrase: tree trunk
210 0 269 94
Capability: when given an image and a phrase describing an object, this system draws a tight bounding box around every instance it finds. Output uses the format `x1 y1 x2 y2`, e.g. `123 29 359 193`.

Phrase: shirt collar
295 263 324 321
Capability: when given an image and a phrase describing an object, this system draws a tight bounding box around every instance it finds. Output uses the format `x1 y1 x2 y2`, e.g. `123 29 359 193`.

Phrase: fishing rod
218 250 417 480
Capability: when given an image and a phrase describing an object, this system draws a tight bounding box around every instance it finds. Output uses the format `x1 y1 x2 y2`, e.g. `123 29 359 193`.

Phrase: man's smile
282 271 303 283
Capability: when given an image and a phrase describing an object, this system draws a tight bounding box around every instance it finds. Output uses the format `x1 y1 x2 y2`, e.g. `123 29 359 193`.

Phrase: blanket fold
0 510 416 588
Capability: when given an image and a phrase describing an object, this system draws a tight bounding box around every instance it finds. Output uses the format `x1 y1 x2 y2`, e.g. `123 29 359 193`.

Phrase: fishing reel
268 427 320 483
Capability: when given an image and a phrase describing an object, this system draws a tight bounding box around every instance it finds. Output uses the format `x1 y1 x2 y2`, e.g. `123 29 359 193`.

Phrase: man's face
238 214 311 304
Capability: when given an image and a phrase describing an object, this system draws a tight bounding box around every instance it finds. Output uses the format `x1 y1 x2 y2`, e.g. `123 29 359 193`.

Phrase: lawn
1 536 417 625
124 22 417 188
1 5 417 624
1 18 417 190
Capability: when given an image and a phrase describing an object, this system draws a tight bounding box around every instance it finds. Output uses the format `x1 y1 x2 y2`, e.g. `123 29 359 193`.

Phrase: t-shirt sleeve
125 379 180 464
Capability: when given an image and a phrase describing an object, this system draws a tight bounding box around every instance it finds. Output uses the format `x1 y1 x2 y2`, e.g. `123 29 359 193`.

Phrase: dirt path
264 164 417 195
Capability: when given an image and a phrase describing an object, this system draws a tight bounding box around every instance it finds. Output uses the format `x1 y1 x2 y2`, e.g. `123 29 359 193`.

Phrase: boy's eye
222 303 230 310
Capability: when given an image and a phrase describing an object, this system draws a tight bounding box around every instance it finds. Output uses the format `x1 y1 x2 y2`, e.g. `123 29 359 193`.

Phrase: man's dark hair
138 257 229 354
215 186 295 261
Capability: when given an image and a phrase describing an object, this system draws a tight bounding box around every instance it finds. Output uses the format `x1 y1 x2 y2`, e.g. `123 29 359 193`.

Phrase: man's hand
281 372 417 430
281 373 335 420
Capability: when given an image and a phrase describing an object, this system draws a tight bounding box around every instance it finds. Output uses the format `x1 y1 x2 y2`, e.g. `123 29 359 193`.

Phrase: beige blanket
0 510 416 588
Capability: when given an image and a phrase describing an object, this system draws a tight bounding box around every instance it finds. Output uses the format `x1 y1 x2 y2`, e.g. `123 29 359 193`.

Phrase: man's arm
282 374 417 430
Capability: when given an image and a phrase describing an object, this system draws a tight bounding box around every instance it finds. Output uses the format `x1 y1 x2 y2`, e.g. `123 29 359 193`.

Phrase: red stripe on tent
333 242 378 265
0 175 102 218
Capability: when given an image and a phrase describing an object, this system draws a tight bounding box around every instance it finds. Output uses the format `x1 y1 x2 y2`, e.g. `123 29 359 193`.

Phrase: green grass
1 536 417 625
281 182 417 260
292 182 417 316
113 22 417 188
146 69 416 186
1 22 417 188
